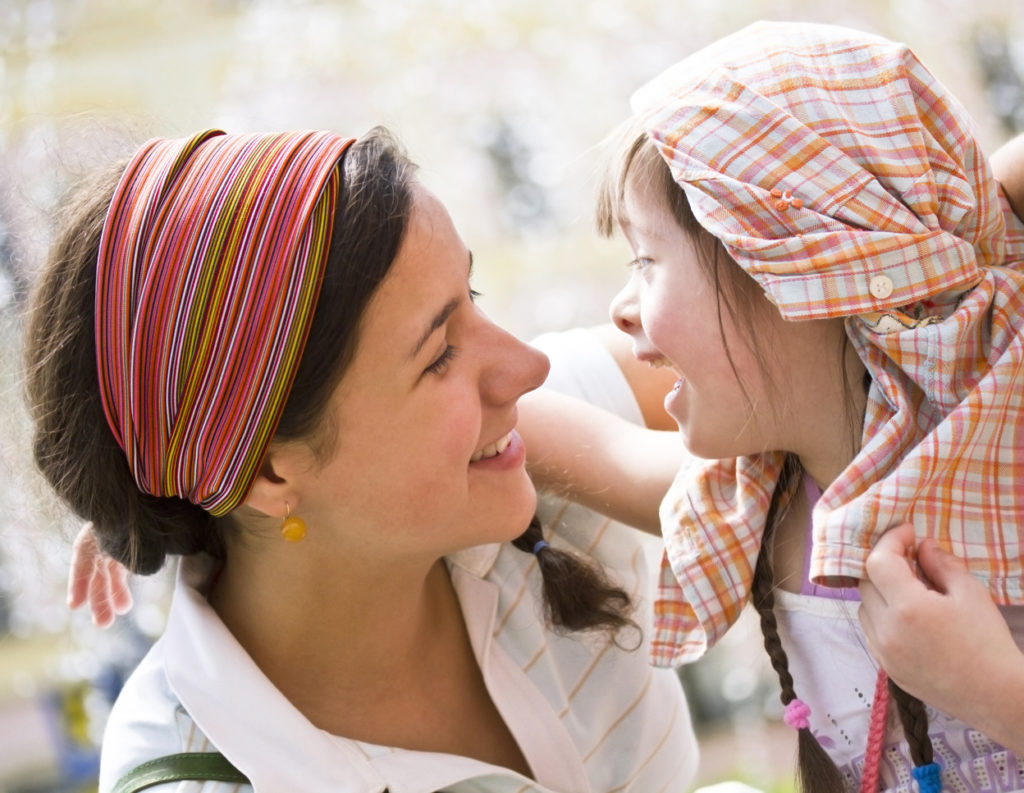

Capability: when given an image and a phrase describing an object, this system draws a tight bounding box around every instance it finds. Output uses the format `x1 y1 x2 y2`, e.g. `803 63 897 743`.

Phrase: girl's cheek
642 294 673 340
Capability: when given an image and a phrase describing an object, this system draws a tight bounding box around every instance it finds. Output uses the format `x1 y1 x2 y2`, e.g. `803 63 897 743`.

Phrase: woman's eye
470 288 482 302
628 256 653 271
425 344 458 375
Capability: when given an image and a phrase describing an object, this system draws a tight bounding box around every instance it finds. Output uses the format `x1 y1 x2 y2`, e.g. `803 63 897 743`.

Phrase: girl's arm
520 387 683 534
859 524 1024 754
521 325 684 534
991 133 1024 221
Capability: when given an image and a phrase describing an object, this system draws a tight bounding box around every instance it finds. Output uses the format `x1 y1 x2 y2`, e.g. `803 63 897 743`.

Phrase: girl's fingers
108 560 134 615
67 523 99 609
67 521 134 626
88 559 116 628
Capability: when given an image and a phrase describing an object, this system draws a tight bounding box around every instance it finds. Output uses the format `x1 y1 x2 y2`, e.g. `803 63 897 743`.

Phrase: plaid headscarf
631 22 1024 666
96 130 355 516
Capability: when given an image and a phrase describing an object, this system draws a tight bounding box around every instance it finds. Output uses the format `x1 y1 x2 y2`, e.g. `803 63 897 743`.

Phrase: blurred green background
0 0 1021 790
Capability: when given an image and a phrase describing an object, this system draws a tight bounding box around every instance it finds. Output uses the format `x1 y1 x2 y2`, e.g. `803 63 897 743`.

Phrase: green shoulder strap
112 752 250 793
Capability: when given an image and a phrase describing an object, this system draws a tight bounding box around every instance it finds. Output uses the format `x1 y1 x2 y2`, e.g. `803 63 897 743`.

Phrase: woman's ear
241 444 305 519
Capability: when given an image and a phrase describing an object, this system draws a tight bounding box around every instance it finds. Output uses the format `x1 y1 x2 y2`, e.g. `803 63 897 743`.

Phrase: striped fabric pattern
630 22 1024 666
96 130 354 515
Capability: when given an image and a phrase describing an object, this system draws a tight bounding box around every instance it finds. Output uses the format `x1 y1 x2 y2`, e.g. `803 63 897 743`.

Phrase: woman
25 127 696 792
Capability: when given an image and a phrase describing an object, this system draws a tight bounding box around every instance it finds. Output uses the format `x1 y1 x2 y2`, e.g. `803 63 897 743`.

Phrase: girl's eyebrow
409 251 474 360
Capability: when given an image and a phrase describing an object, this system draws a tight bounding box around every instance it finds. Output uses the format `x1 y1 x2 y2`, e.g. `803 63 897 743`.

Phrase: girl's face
608 178 844 464
290 185 550 562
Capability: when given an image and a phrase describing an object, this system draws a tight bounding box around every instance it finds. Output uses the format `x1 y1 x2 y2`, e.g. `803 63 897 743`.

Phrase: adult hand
67 522 133 628
859 524 1024 754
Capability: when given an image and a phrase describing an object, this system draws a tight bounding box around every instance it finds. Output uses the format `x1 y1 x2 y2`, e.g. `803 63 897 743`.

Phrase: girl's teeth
471 432 512 462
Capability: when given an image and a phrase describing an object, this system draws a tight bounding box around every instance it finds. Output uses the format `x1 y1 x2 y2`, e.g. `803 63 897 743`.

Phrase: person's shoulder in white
99 637 210 791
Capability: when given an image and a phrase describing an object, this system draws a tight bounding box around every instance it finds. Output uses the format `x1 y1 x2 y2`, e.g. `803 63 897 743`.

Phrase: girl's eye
469 288 482 302
628 256 653 271
425 344 458 375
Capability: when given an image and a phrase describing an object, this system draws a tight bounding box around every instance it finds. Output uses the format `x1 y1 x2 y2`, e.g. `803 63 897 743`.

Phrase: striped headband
96 129 355 516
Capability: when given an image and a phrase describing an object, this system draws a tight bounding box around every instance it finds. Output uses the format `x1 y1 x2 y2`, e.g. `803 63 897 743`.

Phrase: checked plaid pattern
629 22 1024 666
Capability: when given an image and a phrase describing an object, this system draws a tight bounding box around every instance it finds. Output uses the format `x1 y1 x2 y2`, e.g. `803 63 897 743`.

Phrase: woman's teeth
471 432 512 462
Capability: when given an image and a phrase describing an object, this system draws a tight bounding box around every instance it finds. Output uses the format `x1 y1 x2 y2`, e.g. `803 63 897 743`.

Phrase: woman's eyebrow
409 251 474 360
410 298 459 360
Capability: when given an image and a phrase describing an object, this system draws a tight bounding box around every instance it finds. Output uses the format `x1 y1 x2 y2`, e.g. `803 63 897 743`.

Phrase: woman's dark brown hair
596 119 935 791
25 125 634 639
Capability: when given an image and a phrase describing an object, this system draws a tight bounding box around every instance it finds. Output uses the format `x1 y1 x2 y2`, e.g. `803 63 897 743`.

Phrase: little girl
589 20 1024 793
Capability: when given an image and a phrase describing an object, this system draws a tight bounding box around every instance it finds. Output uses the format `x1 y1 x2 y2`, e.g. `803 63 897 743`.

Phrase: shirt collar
161 549 548 792
447 541 502 578
163 555 384 791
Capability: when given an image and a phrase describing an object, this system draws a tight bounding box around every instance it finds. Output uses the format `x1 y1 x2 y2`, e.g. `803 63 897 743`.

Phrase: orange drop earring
281 502 307 543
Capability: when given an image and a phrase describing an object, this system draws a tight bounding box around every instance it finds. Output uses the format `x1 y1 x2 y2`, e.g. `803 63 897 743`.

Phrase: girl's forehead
621 184 677 241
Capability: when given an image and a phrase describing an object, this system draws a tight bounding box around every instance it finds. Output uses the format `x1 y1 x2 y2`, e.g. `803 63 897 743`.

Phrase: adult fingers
861 523 921 601
914 538 969 596
857 577 891 658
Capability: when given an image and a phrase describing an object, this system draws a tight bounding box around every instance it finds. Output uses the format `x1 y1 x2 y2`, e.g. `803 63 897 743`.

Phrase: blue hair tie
912 762 942 793
532 539 549 555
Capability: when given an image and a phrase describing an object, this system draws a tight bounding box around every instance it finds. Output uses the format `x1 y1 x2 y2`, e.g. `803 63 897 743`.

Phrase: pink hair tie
783 698 812 730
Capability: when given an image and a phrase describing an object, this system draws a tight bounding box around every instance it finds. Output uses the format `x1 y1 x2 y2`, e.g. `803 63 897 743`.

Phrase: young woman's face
294 184 550 560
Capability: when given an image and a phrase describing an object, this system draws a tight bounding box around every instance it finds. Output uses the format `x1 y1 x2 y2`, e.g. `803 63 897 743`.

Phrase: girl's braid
751 454 847 793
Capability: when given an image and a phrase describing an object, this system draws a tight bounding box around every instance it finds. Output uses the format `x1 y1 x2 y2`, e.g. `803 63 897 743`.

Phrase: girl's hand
67 522 133 627
859 523 1024 754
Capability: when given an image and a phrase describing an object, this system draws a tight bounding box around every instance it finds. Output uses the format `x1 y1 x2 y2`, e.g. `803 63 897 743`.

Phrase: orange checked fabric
631 22 1024 666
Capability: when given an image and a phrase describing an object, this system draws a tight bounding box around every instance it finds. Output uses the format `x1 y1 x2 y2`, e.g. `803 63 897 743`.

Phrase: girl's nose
609 278 641 335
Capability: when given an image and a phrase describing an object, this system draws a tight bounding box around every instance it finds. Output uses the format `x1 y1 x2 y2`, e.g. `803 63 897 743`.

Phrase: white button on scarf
869 274 894 299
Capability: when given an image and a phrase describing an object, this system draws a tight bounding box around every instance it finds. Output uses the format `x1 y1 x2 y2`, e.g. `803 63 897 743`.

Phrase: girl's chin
664 378 688 424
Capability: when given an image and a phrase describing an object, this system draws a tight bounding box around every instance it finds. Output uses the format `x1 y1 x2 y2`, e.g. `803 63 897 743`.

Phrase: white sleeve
530 328 644 425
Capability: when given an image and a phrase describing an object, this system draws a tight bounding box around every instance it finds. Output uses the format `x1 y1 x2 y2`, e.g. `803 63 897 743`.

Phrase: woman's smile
469 429 525 470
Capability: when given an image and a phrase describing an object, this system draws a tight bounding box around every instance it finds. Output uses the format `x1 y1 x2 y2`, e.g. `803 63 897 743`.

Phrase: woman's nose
609 278 640 335
482 323 550 404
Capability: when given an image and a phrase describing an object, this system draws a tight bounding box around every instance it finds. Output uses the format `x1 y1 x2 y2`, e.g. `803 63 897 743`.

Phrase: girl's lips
636 350 674 370
469 429 525 471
